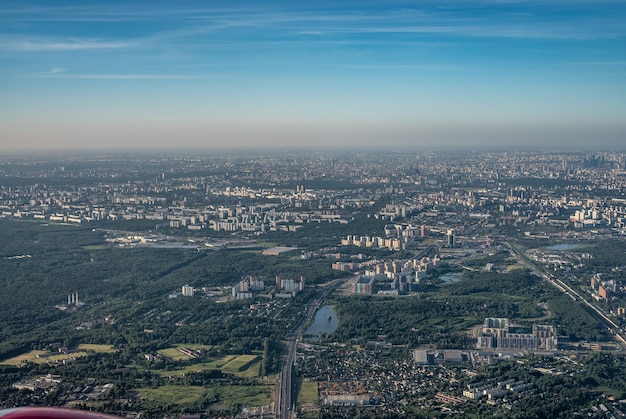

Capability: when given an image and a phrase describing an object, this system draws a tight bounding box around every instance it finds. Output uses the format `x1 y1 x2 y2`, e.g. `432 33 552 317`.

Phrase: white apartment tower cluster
67 292 79 305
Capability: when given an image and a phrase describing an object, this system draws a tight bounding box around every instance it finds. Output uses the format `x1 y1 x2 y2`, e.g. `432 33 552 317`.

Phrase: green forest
1 218 624 416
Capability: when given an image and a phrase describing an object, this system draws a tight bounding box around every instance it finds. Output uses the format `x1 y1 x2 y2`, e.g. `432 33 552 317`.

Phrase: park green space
221 354 260 373
593 386 622 399
0 350 47 366
2 219 626 413
138 385 214 407
153 350 261 378
138 384 271 408
296 380 319 404
156 344 213 361
1 344 115 366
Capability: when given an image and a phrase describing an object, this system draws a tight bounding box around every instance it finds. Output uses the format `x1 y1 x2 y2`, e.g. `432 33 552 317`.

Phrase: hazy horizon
2 0 625 151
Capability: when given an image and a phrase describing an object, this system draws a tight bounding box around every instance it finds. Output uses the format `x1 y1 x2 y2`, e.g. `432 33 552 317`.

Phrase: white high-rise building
182 285 194 296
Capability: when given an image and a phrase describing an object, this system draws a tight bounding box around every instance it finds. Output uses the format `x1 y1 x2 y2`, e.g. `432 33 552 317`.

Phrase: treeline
331 267 608 347
547 295 608 342
0 220 342 356
332 295 500 347
443 268 547 299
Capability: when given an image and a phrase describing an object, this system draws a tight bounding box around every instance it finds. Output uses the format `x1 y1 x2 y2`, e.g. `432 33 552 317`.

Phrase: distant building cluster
331 261 360 272
377 203 420 221
0 178 361 234
569 208 610 228
55 292 84 311
365 256 440 281
12 374 61 392
170 273 306 303
341 235 406 251
351 256 440 295
463 379 533 401
231 276 266 300
3 151 626 238
230 275 304 300
590 274 620 302
413 349 470 366
319 381 371 406
274 275 305 298
476 318 558 351
342 223 459 252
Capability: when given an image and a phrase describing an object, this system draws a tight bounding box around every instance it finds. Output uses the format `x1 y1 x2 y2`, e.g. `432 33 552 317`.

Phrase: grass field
215 384 272 406
153 362 218 377
296 381 319 404
221 354 260 373
235 360 262 379
594 386 624 399
157 348 191 361
82 245 109 250
0 344 115 366
80 344 116 353
138 384 271 408
153 353 261 379
138 385 215 406
204 354 237 368
157 344 212 361
0 350 47 366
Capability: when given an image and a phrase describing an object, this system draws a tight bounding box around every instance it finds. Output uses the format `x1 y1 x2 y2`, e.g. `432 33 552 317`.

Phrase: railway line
506 242 626 351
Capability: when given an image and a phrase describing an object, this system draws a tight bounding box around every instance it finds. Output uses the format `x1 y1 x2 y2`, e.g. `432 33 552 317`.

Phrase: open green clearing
79 344 116 353
0 350 47 366
138 384 271 408
593 386 623 399
203 354 237 369
156 344 212 361
297 380 319 404
153 362 220 377
0 344 115 366
153 352 262 378
138 385 214 407
216 384 272 406
221 354 260 373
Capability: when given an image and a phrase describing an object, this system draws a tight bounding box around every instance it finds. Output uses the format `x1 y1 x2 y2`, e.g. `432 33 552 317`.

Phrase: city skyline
1 0 626 151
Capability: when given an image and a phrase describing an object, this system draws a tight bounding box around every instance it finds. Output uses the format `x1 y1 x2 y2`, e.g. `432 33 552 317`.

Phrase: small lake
304 305 339 341
439 272 462 284
546 244 580 251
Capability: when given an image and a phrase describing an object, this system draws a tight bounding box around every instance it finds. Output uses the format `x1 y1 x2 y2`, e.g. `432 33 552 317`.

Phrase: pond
546 244 580 251
304 305 339 341
439 272 463 284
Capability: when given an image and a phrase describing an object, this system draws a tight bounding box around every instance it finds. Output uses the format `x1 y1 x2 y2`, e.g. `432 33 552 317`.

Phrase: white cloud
34 67 67 75
331 64 454 71
35 73 214 80
0 36 133 52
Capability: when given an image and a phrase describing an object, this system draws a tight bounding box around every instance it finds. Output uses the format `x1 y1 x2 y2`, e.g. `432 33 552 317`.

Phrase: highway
506 242 626 351
275 277 349 419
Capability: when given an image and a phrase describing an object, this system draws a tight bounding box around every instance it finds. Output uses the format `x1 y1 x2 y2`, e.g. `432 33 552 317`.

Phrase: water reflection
439 272 462 284
304 305 338 341
546 244 580 251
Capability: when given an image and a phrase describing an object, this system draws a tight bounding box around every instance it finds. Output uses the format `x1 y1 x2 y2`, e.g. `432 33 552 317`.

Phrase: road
275 277 349 419
506 242 626 351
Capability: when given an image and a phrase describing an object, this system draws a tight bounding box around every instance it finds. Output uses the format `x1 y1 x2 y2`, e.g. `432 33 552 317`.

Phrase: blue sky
1 0 625 150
